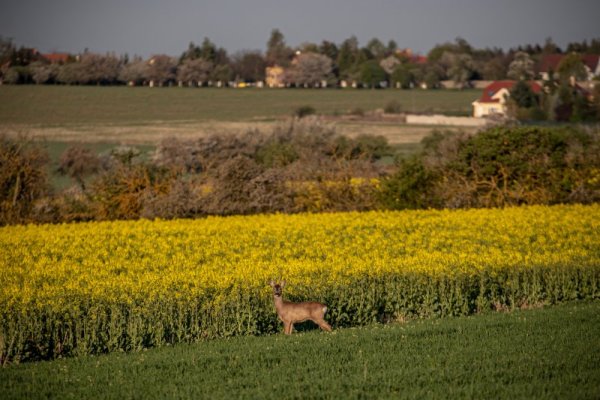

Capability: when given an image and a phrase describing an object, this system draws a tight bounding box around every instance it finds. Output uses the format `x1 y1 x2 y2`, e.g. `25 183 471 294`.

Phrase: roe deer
269 280 332 335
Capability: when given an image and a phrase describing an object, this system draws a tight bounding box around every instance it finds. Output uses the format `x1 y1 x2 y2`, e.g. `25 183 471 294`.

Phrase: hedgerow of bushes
1 120 599 226
380 125 600 209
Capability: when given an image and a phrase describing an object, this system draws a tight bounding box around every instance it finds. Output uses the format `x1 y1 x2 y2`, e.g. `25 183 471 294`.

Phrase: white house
472 80 542 118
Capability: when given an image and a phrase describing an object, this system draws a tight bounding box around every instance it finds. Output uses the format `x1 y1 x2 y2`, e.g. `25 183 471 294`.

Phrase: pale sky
1 0 599 58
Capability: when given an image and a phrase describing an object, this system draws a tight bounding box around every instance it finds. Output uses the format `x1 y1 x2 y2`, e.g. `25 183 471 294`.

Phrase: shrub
255 140 298 168
383 126 600 209
330 134 392 162
379 156 434 209
294 105 316 118
449 126 599 205
110 145 142 166
153 137 203 174
57 145 101 190
0 135 50 225
293 175 380 212
349 107 365 116
89 163 175 220
384 100 402 114
202 155 265 215
140 178 204 220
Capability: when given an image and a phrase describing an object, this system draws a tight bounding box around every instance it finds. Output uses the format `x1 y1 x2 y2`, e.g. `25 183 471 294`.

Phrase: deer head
269 280 285 297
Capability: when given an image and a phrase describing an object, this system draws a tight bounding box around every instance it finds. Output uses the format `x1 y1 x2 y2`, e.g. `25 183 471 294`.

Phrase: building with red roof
472 80 542 118
41 53 71 64
538 53 600 81
395 48 427 64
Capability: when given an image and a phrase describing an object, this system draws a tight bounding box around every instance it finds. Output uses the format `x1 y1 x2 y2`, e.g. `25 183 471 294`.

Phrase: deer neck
273 295 285 310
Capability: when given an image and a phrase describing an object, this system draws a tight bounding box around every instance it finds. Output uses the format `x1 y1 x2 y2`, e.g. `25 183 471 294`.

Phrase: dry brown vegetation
0 118 394 224
0 135 50 224
2 119 598 226
0 118 475 147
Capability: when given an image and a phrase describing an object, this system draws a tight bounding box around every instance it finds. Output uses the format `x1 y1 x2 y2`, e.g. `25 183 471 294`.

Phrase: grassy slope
2 302 599 400
0 85 479 126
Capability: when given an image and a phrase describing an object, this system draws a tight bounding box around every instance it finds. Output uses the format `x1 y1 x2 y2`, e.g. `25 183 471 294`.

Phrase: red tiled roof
411 55 427 64
394 48 427 65
477 80 542 103
41 53 70 63
538 53 600 72
581 54 600 70
538 54 562 73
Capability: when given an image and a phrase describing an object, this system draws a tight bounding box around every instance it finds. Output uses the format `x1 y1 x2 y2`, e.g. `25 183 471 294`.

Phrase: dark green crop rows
2 301 599 399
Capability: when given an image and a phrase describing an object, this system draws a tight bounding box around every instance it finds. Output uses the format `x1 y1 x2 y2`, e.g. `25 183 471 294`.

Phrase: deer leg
316 319 332 332
283 321 292 335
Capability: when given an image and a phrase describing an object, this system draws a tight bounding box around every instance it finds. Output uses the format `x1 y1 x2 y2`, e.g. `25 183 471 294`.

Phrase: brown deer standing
269 280 332 335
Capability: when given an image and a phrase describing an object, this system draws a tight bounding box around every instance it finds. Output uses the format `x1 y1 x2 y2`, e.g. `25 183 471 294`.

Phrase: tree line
1 31 599 88
1 120 598 226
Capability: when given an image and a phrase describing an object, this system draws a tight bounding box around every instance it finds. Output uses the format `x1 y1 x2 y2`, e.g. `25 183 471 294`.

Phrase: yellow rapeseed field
1 204 599 362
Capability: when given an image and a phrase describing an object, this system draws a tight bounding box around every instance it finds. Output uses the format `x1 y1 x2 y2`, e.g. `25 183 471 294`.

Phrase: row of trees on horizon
1 31 599 88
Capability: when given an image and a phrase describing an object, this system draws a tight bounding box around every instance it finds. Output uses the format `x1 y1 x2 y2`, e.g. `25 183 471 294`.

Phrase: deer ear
269 280 275 287
281 280 286 288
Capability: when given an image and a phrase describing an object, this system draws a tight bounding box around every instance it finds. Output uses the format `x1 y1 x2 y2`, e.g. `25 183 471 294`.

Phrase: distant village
1 32 599 120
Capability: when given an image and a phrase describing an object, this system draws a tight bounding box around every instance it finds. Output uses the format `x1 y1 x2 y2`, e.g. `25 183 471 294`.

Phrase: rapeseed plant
0 204 598 362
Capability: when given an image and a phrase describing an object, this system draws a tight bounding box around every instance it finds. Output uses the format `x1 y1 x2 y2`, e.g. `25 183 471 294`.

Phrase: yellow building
266 65 285 88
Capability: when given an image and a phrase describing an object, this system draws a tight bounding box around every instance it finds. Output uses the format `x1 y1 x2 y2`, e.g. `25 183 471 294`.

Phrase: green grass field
2 86 468 188
0 85 479 126
0 86 478 156
2 302 598 399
